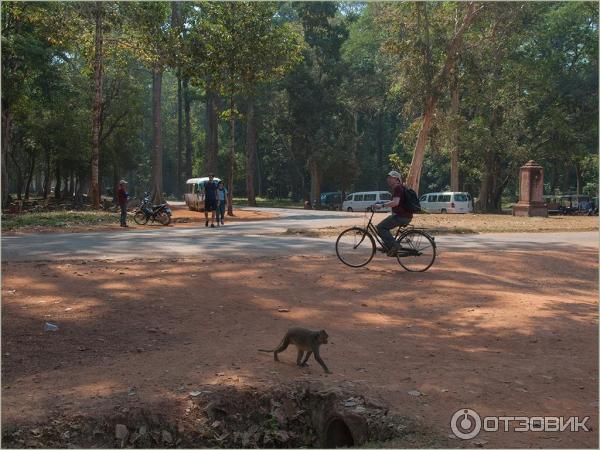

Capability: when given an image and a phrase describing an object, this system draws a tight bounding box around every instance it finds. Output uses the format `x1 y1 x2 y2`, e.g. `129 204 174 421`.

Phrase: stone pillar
513 160 547 217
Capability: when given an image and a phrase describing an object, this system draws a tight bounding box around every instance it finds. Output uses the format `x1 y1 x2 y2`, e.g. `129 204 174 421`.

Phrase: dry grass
286 213 599 237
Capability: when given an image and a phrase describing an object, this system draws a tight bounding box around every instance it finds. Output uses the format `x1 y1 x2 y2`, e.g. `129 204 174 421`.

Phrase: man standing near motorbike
117 180 129 227
204 173 218 228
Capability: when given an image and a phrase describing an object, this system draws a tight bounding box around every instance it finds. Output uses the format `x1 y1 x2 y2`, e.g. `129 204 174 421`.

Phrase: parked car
317 192 343 210
342 191 391 212
419 191 473 214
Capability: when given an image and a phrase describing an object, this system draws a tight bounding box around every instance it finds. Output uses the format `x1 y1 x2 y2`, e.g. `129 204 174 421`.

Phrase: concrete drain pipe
321 412 368 448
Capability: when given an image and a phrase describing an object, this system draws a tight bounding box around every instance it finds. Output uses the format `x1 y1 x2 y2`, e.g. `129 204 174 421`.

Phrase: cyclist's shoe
386 242 400 257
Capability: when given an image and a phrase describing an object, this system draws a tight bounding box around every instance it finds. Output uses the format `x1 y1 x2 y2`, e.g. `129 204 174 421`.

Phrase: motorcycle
133 193 172 226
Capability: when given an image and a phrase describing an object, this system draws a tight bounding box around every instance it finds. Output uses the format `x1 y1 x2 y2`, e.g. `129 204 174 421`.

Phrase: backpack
403 186 421 212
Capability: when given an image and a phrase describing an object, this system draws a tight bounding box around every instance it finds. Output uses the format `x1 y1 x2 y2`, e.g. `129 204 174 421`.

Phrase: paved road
2 208 597 262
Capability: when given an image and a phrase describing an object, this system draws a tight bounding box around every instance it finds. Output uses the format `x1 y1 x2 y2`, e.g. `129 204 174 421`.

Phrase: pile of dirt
2 383 439 448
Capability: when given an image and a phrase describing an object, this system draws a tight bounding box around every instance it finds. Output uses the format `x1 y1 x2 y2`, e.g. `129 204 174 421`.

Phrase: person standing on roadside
204 173 218 228
216 180 228 226
117 180 129 227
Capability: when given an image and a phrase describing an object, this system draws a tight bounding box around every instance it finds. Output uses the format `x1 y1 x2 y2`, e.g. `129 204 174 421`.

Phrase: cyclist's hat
119 179 128 185
387 170 402 180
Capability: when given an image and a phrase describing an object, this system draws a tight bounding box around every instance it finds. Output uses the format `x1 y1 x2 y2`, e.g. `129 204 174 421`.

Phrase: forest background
2 1 598 212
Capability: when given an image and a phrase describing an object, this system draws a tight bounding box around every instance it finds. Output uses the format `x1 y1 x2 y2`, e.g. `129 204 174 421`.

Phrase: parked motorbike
133 193 172 226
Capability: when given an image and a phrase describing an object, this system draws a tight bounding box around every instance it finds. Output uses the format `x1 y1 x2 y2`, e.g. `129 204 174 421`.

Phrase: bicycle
335 205 436 272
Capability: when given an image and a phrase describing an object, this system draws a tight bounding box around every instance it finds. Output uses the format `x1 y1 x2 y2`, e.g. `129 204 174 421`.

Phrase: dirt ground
168 205 275 223
2 247 598 448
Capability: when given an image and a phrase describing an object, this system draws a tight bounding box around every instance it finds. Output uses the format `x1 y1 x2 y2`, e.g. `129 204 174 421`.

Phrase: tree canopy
2 1 598 211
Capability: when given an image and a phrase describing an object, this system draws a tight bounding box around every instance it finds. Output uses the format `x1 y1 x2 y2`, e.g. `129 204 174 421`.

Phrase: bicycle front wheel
335 227 376 268
396 230 436 272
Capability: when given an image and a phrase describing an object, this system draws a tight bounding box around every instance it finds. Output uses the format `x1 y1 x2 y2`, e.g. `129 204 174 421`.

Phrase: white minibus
184 177 221 211
419 191 473 213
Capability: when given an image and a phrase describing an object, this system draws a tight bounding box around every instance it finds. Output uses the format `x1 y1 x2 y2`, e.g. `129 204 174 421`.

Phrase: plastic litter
44 322 59 332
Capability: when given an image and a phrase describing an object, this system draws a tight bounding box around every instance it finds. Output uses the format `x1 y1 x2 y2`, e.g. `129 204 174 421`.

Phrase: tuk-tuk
544 194 592 215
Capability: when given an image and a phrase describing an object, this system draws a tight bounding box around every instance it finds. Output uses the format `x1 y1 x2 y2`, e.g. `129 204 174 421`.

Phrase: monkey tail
257 348 275 353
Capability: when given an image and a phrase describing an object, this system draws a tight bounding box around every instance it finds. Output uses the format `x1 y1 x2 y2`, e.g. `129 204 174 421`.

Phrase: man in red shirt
117 180 129 227
375 171 413 256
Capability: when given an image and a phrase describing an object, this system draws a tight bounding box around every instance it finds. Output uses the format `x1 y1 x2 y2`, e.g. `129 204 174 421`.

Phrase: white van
184 177 221 211
342 191 391 212
419 191 473 214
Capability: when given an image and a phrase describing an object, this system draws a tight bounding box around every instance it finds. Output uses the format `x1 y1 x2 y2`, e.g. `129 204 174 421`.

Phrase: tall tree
245 98 258 205
187 2 302 214
377 1 484 193
286 2 351 204
122 1 174 203
90 1 103 208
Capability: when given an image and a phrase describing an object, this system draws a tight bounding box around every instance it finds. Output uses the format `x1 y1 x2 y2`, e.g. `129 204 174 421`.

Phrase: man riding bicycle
374 170 413 256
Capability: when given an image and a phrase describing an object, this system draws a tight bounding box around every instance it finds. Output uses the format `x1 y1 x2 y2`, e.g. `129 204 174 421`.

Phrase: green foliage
2 1 597 208
186 2 304 100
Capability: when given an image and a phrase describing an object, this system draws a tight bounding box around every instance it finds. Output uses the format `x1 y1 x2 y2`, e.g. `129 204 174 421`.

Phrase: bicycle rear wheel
335 227 376 267
396 230 436 272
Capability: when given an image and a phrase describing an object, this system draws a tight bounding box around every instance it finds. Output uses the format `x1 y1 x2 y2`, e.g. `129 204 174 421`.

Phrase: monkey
258 327 332 374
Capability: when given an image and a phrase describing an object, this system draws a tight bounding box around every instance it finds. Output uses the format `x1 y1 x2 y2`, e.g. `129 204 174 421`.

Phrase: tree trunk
69 170 76 198
450 73 460 192
376 111 384 190
62 172 70 199
43 149 51 199
24 152 37 200
406 1 480 193
227 102 235 216
476 150 506 213
575 162 582 197
112 162 120 204
245 99 258 206
8 151 23 201
54 164 61 200
171 1 183 196
183 78 193 180
1 108 11 208
34 170 42 195
74 168 87 206
309 159 322 205
550 161 559 194
151 66 164 204
90 1 103 209
406 96 436 193
176 73 183 198
257 147 262 198
205 89 219 175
